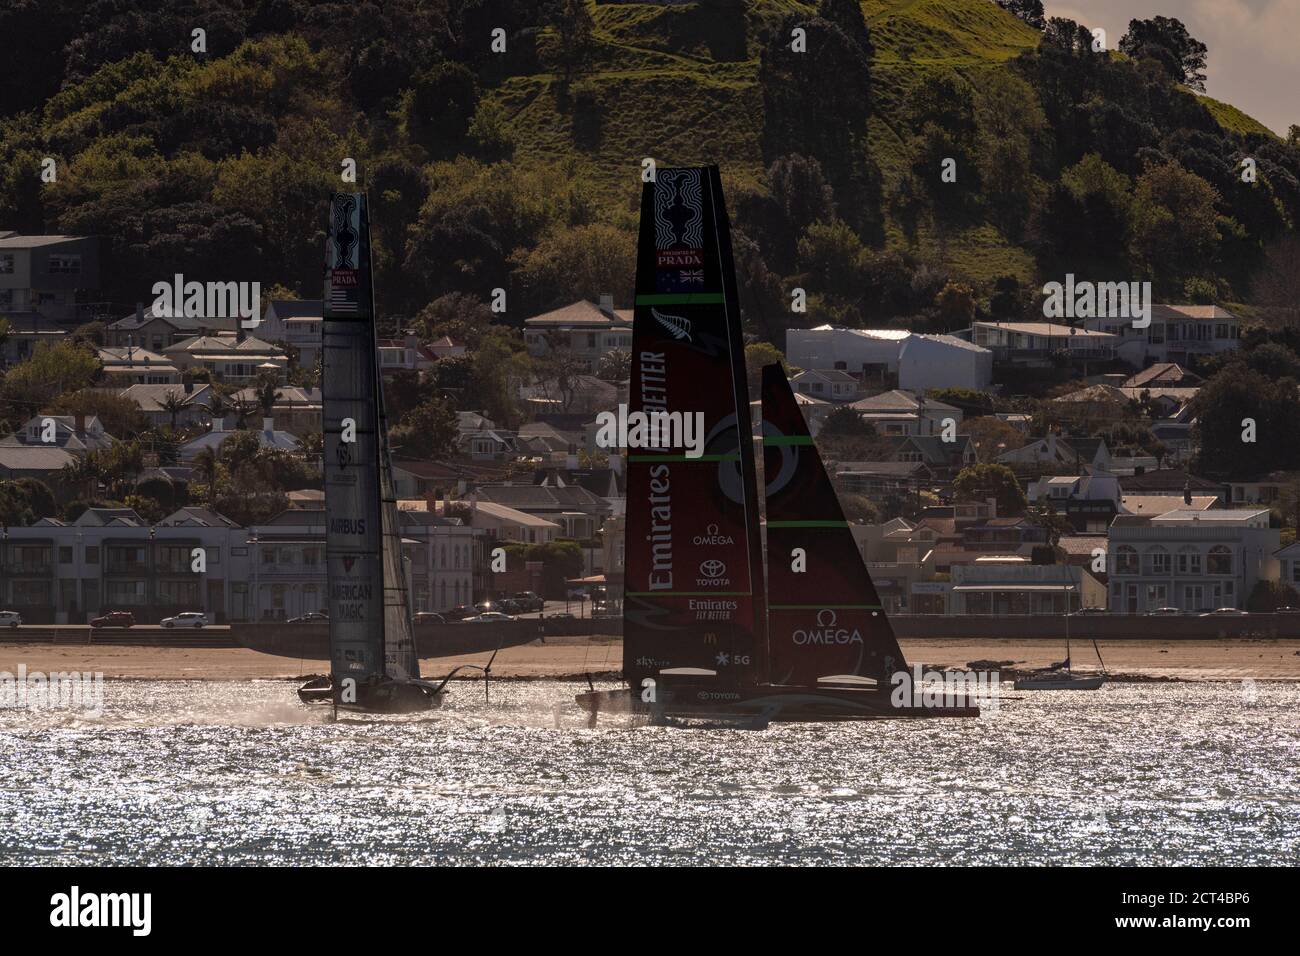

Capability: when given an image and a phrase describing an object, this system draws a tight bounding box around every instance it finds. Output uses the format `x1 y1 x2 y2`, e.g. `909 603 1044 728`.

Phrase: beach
3 636 1298 682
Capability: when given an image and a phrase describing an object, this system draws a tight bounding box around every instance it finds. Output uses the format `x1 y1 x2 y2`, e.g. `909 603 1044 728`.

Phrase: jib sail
761 363 905 686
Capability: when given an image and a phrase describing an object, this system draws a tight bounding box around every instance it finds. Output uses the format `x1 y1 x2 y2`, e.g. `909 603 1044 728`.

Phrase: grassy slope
489 0 1271 288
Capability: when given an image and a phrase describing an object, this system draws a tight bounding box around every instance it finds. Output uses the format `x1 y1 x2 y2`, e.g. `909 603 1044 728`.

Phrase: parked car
1069 607 1108 616
0 610 22 628
512 591 544 613
286 611 328 624
1276 606 1300 615
446 605 476 621
1201 608 1249 617
463 611 516 623
161 611 208 629
90 611 135 629
413 612 446 624
497 598 525 615
1146 607 1184 616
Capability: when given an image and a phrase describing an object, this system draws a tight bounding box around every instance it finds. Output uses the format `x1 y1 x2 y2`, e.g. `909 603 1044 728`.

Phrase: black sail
761 363 906 686
621 166 766 691
322 192 418 686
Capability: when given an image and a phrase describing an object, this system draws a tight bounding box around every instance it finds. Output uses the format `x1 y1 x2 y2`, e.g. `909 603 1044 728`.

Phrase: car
1201 607 1249 617
512 591 544 613
1146 607 1184 616
445 605 476 621
1275 606 1300 615
462 611 516 623
161 612 208 628
90 611 135 629
413 612 446 625
545 612 577 621
0 610 21 628
286 611 328 624
1069 607 1108 616
496 598 523 615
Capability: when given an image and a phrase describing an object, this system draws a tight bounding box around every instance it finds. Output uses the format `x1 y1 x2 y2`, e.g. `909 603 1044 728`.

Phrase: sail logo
652 308 692 341
690 598 736 621
49 886 151 936
692 523 734 546
327 194 363 314
330 518 366 535
696 559 729 587
654 169 706 293
791 609 863 646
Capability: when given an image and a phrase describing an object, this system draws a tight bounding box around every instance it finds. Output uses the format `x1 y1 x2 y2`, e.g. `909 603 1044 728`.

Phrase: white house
848 390 962 437
786 326 992 391
258 299 323 367
789 369 861 402
1106 508 1277 614
897 333 993 391
180 417 300 461
1081 304 1239 368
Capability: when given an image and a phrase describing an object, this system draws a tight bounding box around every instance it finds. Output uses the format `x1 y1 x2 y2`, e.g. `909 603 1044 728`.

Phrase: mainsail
761 363 905 686
322 192 418 686
622 166 766 690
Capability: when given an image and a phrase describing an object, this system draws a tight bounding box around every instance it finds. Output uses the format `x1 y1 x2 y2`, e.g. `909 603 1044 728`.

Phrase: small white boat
1014 673 1105 690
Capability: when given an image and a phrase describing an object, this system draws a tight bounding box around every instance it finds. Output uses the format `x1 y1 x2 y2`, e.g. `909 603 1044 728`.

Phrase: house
897 333 993 392
377 334 439 375
1225 471 1300 507
748 390 833 435
163 333 287 382
1118 468 1222 499
785 326 992 391
519 373 619 417
229 385 321 434
848 390 962 437
997 434 1111 474
179 417 299 461
426 335 466 360
880 435 977 477
471 482 612 540
460 429 519 461
119 383 213 429
106 303 239 350
0 445 76 484
959 516 1051 556
0 234 101 325
257 299 323 367
1106 508 1277 613
428 498 560 546
1082 304 1239 368
1028 473 1121 533
390 458 515 499
1273 541 1300 593
97 346 180 385
834 460 935 498
945 557 1106 615
523 295 633 371
0 313 70 365
972 321 1119 364
790 369 861 403
1 414 115 454
1122 363 1203 389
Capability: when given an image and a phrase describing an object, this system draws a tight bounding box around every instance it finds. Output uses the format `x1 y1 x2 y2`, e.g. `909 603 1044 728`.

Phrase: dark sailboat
297 193 443 713
577 168 979 724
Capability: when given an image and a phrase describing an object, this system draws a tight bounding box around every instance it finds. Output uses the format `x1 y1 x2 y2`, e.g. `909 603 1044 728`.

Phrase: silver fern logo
652 308 692 342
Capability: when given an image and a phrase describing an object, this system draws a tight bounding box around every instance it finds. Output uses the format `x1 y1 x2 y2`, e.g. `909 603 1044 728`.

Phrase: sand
2 636 1299 682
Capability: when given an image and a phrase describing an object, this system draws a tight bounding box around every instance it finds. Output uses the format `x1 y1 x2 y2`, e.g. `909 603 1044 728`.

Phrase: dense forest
2 0 1299 343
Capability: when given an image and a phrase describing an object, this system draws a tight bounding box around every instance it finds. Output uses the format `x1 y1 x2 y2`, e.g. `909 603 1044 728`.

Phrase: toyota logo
699 559 726 578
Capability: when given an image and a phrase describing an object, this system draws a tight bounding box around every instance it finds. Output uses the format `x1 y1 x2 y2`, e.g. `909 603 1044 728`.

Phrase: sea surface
1 680 1297 865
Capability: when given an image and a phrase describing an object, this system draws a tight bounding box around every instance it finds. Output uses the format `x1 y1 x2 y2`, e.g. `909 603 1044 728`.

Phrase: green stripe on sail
766 520 849 528
762 435 815 445
635 293 725 305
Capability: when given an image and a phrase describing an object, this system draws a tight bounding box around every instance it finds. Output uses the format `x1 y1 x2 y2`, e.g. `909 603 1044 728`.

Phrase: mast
761 363 905 686
322 193 401 686
621 166 765 691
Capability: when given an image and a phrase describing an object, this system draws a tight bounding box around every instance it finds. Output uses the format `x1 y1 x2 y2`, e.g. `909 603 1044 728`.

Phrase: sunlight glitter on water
1 680 1297 865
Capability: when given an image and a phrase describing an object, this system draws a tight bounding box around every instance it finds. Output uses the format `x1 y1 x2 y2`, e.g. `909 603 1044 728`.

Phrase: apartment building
0 234 102 325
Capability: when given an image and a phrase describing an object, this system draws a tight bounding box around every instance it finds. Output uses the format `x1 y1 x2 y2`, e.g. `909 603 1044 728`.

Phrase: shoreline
3 636 1299 683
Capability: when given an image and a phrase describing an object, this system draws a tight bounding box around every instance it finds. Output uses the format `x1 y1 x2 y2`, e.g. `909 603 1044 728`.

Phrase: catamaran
298 193 448 713
576 166 979 725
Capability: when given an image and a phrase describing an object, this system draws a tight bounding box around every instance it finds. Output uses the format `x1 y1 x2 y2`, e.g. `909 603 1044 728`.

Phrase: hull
1014 675 1105 690
576 680 979 725
298 675 444 713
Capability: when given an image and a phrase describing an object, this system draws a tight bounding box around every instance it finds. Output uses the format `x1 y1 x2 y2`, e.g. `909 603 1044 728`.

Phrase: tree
995 0 1045 30
819 405 876 439
548 0 594 83
1191 365 1300 479
953 463 1028 516
192 447 219 508
509 223 635 313
252 371 282 418
596 348 630 383
961 416 1024 463
744 341 788 397
50 388 148 438
934 281 976 332
0 341 100 414
391 397 458 460
1129 161 1222 288
159 392 190 432
1252 234 1300 332
1119 16 1208 91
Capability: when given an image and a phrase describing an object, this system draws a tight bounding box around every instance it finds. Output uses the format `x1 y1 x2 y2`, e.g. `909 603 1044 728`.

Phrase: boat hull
576 680 979 725
1013 675 1105 690
298 675 444 713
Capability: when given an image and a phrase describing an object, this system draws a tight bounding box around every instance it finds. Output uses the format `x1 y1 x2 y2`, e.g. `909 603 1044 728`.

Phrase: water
1 680 1297 865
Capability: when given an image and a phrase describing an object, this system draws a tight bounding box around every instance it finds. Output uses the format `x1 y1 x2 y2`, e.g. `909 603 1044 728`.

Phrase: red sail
621 167 766 691
761 363 906 686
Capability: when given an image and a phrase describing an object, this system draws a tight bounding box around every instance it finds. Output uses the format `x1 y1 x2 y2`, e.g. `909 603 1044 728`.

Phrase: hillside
0 0 1296 337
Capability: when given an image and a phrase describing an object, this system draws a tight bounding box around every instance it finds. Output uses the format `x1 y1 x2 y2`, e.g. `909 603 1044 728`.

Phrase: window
1145 546 1170 575
1176 548 1201 575
47 254 81 275
1207 546 1233 575
59 547 73 564
1114 545 1138 574
85 546 99 564
1215 324 1229 339
0 253 14 274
